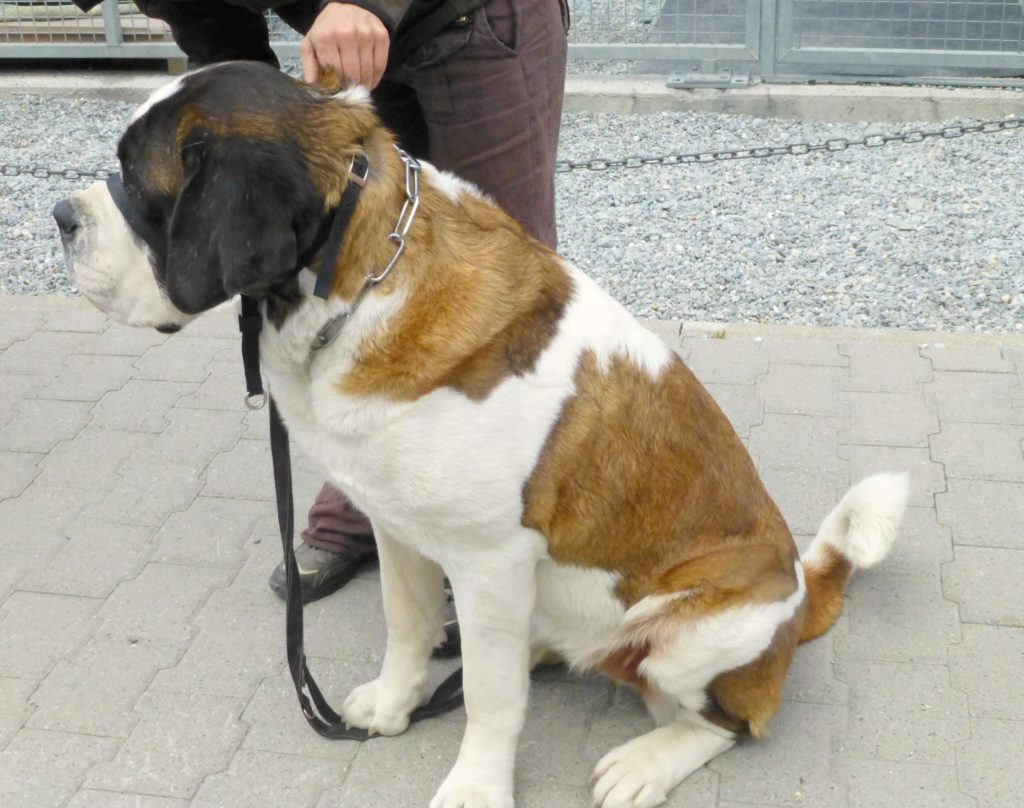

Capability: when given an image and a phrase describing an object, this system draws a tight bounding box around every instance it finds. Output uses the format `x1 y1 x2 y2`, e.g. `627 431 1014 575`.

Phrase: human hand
301 3 390 89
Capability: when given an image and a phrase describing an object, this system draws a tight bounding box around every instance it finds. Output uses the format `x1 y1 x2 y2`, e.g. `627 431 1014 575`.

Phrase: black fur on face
116 62 332 315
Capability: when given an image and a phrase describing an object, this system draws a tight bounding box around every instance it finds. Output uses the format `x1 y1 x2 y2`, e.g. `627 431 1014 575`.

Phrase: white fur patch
333 83 372 106
63 182 191 331
638 562 806 706
419 163 489 204
805 471 910 569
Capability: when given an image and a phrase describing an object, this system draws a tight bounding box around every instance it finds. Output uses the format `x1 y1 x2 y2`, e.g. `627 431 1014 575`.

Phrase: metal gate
1 0 1022 82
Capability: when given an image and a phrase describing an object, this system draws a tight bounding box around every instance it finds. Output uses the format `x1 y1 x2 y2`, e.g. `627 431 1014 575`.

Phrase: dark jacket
74 0 485 68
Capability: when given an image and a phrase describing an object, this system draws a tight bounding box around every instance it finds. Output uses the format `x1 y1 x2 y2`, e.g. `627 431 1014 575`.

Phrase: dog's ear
163 127 320 314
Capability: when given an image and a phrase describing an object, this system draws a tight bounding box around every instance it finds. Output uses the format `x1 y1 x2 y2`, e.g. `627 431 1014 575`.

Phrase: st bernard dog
54 61 908 808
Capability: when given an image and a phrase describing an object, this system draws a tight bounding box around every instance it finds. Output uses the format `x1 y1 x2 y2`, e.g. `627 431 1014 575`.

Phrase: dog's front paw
591 737 671 808
429 777 514 808
340 678 419 736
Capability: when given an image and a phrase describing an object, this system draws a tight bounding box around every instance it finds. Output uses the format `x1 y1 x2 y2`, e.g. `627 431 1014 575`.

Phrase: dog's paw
591 736 671 808
340 678 418 736
429 778 514 808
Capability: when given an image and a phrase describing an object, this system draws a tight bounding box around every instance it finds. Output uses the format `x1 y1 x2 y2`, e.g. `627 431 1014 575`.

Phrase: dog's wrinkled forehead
119 62 304 197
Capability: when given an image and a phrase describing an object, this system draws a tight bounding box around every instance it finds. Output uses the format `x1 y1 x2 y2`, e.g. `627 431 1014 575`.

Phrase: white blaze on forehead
129 63 223 124
131 74 188 123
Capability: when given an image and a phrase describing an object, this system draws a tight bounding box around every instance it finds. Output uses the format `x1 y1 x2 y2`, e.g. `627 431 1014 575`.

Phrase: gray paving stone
956 717 1024 807
147 588 283 698
879 506 954 581
921 343 1015 373
0 549 49 601
42 307 110 334
942 546 1024 627
193 749 349 808
936 478 1024 550
126 408 244 470
17 520 155 599
834 660 969 765
0 374 48 429
202 437 327 504
0 450 41 500
761 337 849 367
67 791 188 808
0 481 107 555
85 324 169 357
26 638 177 738
0 676 36 748
151 495 266 569
0 728 120 808
842 342 932 393
832 757 976 808
925 371 1024 425
749 413 845 475
836 573 960 665
0 310 44 350
929 422 1024 482
839 445 945 509
181 308 242 339
84 690 248 799
90 380 198 434
758 364 850 418
316 713 459 808
518 676 612 787
712 701 847 807
948 624 1024 721
703 383 763 440
0 398 92 453
584 683 655 761
0 331 95 376
91 562 235 649
36 428 153 491
132 336 236 383
686 337 769 385
759 466 845 536
175 359 252 412
842 392 938 448
784 612 850 705
518 776 595 808
0 591 102 679
82 461 205 528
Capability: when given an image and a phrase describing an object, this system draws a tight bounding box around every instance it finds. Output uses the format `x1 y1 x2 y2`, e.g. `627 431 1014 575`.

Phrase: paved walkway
1 295 1021 808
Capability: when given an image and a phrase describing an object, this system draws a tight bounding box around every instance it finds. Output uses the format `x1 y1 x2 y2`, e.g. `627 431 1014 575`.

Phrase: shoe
268 541 376 604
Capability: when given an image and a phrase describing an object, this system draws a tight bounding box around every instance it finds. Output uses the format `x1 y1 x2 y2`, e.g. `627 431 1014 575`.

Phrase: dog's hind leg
341 528 447 736
592 717 735 808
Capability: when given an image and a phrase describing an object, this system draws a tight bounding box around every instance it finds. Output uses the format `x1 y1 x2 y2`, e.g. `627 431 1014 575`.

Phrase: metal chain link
1 164 115 181
3 116 1020 181
553 115 1023 173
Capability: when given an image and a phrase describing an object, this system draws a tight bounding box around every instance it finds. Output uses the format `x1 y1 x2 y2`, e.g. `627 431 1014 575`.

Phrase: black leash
239 289 464 740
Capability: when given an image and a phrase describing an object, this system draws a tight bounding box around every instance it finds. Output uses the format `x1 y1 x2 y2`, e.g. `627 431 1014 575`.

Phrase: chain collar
309 145 421 356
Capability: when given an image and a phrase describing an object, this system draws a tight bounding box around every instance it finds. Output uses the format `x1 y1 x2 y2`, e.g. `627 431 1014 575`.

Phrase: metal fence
1 0 1022 82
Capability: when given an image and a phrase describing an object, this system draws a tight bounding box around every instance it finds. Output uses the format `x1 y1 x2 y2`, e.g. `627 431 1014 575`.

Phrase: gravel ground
2 92 1021 332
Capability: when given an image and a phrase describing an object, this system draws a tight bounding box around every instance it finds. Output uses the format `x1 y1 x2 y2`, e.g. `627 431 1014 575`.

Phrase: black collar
312 152 370 300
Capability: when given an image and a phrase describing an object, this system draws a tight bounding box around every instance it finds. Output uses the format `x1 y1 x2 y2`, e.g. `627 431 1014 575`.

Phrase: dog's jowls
55 62 909 808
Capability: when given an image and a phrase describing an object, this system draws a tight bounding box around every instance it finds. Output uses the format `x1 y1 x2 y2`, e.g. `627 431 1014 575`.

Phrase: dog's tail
798 472 910 644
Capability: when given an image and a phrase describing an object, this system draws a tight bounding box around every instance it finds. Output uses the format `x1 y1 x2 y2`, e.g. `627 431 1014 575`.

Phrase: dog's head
54 61 378 331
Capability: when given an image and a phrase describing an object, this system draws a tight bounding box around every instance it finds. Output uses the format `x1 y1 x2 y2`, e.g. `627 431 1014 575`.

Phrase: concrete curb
2 71 1023 122
5 293 1021 347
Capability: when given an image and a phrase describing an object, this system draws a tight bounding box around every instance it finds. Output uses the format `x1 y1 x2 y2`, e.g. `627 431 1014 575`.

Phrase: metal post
758 0 778 81
101 0 123 47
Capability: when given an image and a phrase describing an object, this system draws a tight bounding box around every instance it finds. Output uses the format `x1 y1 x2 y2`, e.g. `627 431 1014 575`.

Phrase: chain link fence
0 0 1023 80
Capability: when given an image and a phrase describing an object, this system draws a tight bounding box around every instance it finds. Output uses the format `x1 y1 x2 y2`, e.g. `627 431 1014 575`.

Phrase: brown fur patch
334 154 573 401
799 544 853 643
702 606 805 738
522 351 797 607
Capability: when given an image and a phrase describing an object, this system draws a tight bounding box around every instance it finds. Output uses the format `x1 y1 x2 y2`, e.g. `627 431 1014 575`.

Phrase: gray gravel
2 93 1022 332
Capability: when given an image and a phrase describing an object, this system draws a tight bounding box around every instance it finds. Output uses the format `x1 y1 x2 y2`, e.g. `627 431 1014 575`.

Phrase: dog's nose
52 199 79 236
